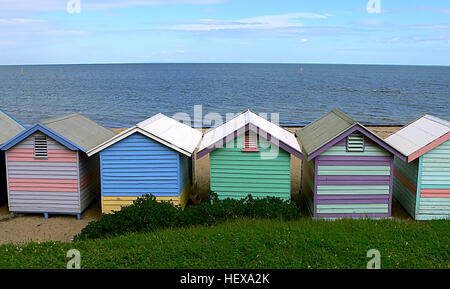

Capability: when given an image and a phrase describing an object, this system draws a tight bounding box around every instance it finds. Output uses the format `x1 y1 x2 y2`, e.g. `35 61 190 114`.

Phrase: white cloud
0 40 16 46
409 24 450 30
0 0 65 12
46 29 89 35
85 0 228 10
0 0 230 12
419 6 450 14
0 18 46 24
376 35 449 44
170 12 329 31
355 19 386 26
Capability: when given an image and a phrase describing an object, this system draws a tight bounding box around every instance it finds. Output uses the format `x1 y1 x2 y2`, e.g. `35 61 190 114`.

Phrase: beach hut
0 113 116 219
0 109 25 205
87 113 203 214
296 109 405 218
197 109 302 200
385 114 450 220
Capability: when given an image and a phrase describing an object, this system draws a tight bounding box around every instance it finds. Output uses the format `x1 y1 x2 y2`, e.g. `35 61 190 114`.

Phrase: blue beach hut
87 113 203 213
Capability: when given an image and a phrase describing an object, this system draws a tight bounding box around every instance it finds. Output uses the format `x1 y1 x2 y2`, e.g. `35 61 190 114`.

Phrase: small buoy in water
21 68 24 76
300 66 303 76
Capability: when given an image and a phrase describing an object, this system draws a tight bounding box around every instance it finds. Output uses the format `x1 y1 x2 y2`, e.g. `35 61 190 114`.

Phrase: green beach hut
196 110 303 200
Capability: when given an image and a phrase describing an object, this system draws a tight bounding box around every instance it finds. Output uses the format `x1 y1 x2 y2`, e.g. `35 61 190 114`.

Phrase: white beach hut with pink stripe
0 113 116 219
385 114 450 220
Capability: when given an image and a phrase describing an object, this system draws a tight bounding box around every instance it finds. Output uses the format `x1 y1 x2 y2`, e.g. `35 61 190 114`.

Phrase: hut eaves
87 113 203 157
385 114 450 162
197 109 302 159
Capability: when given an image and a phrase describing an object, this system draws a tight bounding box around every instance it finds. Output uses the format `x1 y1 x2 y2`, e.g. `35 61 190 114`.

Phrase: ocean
0 63 448 127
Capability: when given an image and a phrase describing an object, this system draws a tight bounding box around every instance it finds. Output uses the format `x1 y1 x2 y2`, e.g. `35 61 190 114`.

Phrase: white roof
87 113 202 157
198 110 301 153
385 114 450 157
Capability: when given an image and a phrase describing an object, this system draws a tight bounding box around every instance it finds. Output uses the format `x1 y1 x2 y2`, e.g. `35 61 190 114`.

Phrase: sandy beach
0 126 410 245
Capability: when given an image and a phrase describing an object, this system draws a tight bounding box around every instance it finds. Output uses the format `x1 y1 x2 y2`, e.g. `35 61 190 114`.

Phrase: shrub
76 193 301 240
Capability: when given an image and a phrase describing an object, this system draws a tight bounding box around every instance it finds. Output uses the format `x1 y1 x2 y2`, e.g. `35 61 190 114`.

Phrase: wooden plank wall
78 152 100 212
417 140 450 219
392 157 419 218
100 132 182 213
300 157 315 215
0 151 6 205
313 133 393 218
6 132 80 214
210 135 291 200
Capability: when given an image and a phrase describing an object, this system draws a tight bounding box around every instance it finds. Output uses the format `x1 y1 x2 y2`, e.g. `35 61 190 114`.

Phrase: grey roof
0 109 25 145
296 109 357 157
41 113 117 152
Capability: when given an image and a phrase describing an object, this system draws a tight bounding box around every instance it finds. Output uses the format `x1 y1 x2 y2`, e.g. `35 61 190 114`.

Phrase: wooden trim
87 126 193 157
197 123 303 160
5 151 10 209
0 124 82 152
388 157 393 217
76 151 81 212
414 156 423 217
101 195 181 214
313 159 318 217
408 132 450 162
307 124 406 162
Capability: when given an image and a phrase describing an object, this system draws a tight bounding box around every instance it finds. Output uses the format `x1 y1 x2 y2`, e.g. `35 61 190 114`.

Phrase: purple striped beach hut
296 109 405 219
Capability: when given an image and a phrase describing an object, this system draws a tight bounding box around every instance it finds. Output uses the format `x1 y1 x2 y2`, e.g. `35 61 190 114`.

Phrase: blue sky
0 0 449 65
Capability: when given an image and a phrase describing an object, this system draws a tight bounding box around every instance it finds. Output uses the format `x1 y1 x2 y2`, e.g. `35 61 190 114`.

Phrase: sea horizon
1 63 448 128
2 62 449 67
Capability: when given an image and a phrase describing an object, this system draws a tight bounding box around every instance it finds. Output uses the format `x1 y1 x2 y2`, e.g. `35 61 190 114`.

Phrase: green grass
0 218 448 269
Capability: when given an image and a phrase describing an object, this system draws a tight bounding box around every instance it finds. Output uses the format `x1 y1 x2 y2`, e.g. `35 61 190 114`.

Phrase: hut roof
87 113 203 157
385 114 450 162
1 113 116 152
41 113 116 152
0 108 25 145
296 109 355 158
296 109 405 161
197 109 302 159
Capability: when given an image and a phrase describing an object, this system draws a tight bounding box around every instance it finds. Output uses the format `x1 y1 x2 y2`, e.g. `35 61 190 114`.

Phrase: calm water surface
0 63 448 127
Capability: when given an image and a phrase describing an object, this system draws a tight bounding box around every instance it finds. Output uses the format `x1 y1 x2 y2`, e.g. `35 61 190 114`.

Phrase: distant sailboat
21 68 24 76
299 66 303 77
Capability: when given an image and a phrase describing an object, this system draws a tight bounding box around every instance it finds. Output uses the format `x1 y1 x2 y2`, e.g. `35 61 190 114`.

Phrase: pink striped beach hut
0 108 25 205
0 113 116 219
